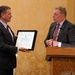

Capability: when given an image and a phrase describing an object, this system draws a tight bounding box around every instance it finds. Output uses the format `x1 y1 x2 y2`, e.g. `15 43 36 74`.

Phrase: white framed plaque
16 30 37 50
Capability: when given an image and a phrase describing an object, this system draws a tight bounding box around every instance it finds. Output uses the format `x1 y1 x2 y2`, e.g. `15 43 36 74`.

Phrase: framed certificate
16 30 37 50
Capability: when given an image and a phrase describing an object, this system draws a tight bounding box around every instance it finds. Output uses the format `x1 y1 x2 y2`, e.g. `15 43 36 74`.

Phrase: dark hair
55 6 67 17
0 5 11 18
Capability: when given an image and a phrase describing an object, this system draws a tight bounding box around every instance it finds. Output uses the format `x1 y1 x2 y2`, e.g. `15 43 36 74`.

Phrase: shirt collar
57 19 66 28
0 20 7 28
60 19 65 25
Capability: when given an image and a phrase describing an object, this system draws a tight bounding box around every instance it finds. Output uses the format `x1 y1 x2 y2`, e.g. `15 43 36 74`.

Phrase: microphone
60 28 62 30
60 27 63 30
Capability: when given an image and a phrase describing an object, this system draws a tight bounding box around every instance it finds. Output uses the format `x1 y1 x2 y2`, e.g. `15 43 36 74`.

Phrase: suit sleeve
44 24 54 47
0 29 18 55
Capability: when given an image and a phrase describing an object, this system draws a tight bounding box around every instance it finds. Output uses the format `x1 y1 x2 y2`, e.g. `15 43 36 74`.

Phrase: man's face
53 9 64 23
1 9 12 23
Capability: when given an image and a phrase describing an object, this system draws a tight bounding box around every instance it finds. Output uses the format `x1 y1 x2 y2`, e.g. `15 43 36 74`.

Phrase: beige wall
0 0 75 75
66 0 75 23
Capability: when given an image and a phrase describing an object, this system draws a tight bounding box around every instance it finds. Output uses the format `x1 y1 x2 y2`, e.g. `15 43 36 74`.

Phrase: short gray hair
55 6 67 17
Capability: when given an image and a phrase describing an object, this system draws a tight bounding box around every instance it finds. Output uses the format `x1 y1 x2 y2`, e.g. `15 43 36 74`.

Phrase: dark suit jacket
0 22 17 69
44 20 75 61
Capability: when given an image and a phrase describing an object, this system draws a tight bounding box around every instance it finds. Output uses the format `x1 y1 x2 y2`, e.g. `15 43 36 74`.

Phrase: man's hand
19 47 28 52
46 39 53 46
46 39 59 47
52 40 59 47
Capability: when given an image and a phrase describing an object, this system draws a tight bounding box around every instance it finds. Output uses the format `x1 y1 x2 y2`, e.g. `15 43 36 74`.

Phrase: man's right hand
19 47 28 52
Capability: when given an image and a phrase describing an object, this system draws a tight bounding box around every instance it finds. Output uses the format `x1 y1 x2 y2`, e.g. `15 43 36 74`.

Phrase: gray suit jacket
44 20 75 61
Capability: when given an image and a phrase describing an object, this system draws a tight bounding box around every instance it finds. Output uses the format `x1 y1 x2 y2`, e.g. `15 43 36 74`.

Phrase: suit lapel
0 22 15 43
57 20 67 40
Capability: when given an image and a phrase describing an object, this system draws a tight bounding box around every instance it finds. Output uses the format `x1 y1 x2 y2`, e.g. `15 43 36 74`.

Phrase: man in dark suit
0 5 28 75
44 6 75 61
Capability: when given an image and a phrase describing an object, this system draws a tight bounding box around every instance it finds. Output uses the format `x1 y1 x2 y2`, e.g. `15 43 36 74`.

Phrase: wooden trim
46 47 75 57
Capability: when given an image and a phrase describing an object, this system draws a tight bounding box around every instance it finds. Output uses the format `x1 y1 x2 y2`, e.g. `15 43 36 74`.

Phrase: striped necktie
53 24 60 40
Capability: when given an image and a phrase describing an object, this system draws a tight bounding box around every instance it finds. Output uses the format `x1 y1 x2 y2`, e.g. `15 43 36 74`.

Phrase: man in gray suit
44 6 75 61
0 5 28 75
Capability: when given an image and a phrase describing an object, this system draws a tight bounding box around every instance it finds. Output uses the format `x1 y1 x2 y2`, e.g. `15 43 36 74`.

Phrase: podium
46 47 75 75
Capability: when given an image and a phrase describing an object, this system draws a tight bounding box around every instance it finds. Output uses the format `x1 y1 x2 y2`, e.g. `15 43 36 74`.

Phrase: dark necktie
7 25 10 32
53 24 60 40
6 25 14 42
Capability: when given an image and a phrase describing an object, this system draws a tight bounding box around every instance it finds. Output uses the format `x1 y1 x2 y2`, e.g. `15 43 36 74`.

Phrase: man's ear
1 13 5 18
61 14 65 18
